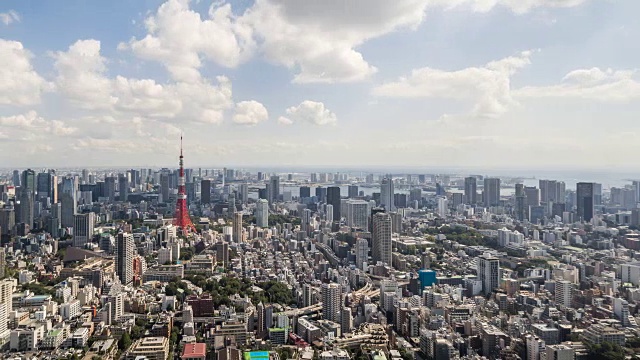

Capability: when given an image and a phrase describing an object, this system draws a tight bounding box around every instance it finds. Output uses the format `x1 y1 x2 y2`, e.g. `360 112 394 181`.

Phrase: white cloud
277 116 293 125
0 40 50 106
53 39 233 125
428 0 589 14
283 101 337 125
233 100 269 126
122 0 255 82
372 51 533 118
514 67 640 102
0 10 20 25
0 111 77 136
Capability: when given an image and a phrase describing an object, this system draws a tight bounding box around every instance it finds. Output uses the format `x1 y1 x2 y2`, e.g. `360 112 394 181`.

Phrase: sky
1 0 639 170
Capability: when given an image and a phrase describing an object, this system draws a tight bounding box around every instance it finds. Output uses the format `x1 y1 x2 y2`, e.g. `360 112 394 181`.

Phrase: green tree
118 332 132 351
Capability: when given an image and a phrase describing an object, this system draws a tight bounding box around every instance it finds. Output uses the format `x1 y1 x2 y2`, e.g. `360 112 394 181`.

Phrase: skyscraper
0 279 13 337
159 172 170 203
73 213 95 248
315 187 327 203
118 174 128 202
269 175 280 203
327 187 341 221
256 199 269 228
348 185 359 199
36 172 52 200
555 280 573 308
372 212 392 266
355 238 368 270
483 178 501 207
201 179 211 204
19 190 33 228
321 283 342 323
20 169 36 196
576 182 595 222
12 170 20 187
105 176 116 202
301 209 313 236
60 192 77 229
380 177 395 211
477 254 500 294
515 184 526 221
238 183 249 204
116 232 135 285
299 186 311 199
464 177 477 205
346 200 369 229
233 212 243 243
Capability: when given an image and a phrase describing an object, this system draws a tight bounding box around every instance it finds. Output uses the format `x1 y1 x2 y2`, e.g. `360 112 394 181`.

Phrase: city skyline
2 1 640 168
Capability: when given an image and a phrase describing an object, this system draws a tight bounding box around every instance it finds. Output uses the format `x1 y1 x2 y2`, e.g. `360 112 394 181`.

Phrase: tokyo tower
174 136 196 234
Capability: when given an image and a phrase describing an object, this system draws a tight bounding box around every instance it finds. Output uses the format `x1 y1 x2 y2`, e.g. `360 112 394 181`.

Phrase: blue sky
1 0 639 170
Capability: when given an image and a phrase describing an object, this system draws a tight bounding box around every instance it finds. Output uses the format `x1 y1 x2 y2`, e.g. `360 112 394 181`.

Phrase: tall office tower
409 188 422 203
483 178 501 207
309 173 317 183
233 212 243 243
576 182 595 222
380 177 395 211
118 174 128 202
160 172 170 203
49 203 60 236
464 177 477 205
215 241 229 268
321 283 342 323
174 137 197 233
327 187 341 221
515 184 526 221
477 253 501 294
301 209 313 236
238 183 249 204
12 170 20 187
372 212 392 266
325 204 334 223
555 280 573 308
348 185 359 199
200 179 212 204
36 172 52 200
365 174 374 184
315 187 327 203
0 279 13 337
116 232 135 285
355 238 369 270
50 173 58 203
73 213 95 248
524 186 540 207
60 192 77 229
81 169 89 184
105 176 116 202
256 199 269 228
20 169 36 195
299 186 311 199
0 248 5 278
593 183 602 206
19 190 33 228
346 200 369 229
269 175 280 203
0 209 15 237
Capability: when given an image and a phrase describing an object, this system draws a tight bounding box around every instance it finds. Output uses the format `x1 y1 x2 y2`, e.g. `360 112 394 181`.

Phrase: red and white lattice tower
174 136 197 234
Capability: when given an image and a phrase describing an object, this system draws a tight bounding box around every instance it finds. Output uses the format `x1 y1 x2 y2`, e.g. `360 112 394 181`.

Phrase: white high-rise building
621 263 640 286
238 183 249 204
477 253 501 295
321 283 342 324
116 233 135 285
233 212 243 243
380 177 395 211
372 212 392 266
73 212 95 248
256 199 269 228
346 200 369 229
0 279 13 341
355 238 368 270
436 197 448 217
325 204 334 223
301 209 313 237
554 280 573 308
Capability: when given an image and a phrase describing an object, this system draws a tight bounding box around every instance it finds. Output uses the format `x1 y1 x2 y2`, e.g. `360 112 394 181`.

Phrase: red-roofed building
181 343 206 360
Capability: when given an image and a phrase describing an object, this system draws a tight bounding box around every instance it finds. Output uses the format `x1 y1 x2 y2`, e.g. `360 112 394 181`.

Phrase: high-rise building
36 172 52 200
380 177 395 211
256 199 269 228
483 178 501 207
576 182 595 222
515 184 526 221
238 183 249 204
525 186 540 207
20 169 36 196
215 241 229 268
0 209 15 236
0 279 13 337
19 190 33 228
464 177 477 205
159 172 170 203
593 183 602 206
477 253 500 294
327 187 341 221
116 233 135 285
73 213 95 248
60 192 77 229
105 176 116 202
372 212 392 266
539 180 566 204
355 238 368 270
299 186 311 199
201 179 211 204
12 170 20 187
0 248 5 279
348 185 359 199
346 200 369 229
325 204 334 223
555 280 573 308
233 212 243 243
269 176 280 203
301 209 313 237
315 187 327 203
321 283 342 323
118 175 128 202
